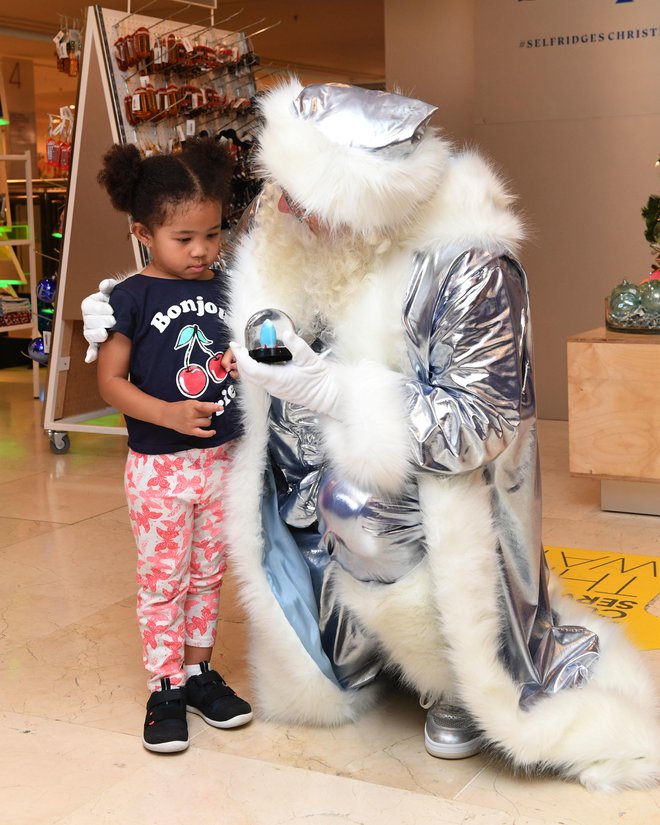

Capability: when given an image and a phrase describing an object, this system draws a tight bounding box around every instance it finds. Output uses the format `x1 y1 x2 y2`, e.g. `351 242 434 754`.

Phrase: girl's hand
161 400 223 437
221 347 239 379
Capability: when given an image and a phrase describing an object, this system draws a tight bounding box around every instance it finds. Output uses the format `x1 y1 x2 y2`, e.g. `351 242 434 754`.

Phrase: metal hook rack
113 0 159 28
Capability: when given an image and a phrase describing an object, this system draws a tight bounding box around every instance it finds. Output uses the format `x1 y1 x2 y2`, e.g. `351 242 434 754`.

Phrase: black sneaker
142 678 189 753
186 662 253 729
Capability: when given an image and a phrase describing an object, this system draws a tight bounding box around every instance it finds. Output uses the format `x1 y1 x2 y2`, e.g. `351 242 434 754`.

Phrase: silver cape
261 247 599 707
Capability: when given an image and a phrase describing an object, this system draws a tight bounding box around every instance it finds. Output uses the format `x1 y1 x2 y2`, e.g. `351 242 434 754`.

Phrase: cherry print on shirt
178 364 208 397
206 353 228 383
174 324 228 397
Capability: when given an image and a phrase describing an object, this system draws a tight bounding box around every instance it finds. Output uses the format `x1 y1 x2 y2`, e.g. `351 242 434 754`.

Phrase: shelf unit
0 151 40 398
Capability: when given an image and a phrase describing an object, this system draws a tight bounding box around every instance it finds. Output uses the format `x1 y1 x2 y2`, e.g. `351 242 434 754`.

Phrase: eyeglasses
280 189 308 222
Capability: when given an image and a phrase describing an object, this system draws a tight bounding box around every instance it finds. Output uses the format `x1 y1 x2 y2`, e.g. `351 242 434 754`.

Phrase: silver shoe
424 701 482 759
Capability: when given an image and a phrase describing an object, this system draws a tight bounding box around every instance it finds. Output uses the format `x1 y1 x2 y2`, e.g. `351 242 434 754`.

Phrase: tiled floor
1 365 658 824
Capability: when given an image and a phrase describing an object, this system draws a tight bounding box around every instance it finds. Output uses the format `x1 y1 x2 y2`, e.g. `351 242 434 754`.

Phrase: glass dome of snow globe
245 308 295 363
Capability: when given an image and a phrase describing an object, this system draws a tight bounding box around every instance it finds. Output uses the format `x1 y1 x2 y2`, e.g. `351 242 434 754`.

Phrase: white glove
81 278 120 363
231 330 341 419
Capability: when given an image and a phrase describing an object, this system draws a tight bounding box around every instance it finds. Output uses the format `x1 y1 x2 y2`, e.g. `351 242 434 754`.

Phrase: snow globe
245 308 295 363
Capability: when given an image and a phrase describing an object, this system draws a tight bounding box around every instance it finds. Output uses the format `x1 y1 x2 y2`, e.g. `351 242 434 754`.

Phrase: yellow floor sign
545 546 660 651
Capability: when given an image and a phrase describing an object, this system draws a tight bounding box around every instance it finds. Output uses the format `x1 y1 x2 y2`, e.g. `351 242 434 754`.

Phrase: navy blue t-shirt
108 272 242 454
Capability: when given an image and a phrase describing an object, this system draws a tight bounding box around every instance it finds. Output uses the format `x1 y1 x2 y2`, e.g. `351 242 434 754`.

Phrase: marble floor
1 365 659 825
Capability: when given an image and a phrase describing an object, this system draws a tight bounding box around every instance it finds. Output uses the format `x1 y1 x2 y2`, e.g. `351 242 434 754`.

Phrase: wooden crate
567 327 660 484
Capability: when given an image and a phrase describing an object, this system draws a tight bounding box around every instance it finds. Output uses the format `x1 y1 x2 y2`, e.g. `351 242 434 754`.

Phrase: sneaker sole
424 729 482 760
186 705 253 729
142 737 189 754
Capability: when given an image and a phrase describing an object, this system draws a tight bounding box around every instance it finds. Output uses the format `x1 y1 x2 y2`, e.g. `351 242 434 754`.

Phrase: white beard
248 184 393 335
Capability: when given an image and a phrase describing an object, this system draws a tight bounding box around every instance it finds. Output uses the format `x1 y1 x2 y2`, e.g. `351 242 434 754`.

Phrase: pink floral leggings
125 443 235 691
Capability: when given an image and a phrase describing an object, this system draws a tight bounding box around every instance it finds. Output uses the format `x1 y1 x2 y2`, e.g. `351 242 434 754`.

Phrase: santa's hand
231 330 341 418
81 278 120 363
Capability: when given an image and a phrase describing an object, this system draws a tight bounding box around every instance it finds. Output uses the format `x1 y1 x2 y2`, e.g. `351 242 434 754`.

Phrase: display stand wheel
48 430 71 454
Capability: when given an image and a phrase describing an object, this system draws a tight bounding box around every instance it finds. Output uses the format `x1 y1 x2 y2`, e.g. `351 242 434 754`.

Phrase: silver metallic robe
263 246 599 709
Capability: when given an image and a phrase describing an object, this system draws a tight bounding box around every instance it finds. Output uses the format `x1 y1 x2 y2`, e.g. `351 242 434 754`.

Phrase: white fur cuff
322 360 413 494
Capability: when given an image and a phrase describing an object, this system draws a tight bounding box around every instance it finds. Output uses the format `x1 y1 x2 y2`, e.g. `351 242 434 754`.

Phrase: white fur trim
410 151 525 257
322 360 413 495
255 78 451 235
223 378 378 724
416 472 659 791
332 562 453 703
226 235 286 336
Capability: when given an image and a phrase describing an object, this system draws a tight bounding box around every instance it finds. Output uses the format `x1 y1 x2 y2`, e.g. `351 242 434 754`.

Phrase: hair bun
97 143 143 214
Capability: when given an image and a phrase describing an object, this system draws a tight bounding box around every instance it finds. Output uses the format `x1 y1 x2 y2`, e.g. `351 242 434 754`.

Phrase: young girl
96 139 251 753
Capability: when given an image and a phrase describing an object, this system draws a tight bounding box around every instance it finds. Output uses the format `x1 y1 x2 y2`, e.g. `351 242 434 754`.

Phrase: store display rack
44 5 262 453
0 151 40 399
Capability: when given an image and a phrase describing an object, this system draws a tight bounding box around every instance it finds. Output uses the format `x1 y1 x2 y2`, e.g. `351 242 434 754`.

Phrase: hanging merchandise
37 276 57 305
46 115 61 173
53 22 82 78
100 6 273 229
27 336 49 365
37 276 57 337
45 108 74 178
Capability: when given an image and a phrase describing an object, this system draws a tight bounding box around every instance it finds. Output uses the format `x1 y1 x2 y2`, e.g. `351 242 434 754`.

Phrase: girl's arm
97 332 222 437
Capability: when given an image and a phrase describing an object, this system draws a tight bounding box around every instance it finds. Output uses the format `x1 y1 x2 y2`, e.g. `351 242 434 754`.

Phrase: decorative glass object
37 277 57 304
640 279 660 316
608 280 642 321
606 277 660 332
607 173 660 332
27 337 49 365
244 308 295 363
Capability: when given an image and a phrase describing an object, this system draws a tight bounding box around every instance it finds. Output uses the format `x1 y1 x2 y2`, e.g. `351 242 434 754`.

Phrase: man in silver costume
82 79 658 790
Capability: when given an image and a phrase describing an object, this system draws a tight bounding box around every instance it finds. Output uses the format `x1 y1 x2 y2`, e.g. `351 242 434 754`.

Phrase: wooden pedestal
567 326 660 516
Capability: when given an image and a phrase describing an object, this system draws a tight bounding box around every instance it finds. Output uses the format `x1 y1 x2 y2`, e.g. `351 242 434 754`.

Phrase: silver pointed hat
255 77 450 234
293 83 438 155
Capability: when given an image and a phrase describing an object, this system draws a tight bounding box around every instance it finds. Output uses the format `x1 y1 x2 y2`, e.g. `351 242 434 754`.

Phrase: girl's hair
97 138 235 228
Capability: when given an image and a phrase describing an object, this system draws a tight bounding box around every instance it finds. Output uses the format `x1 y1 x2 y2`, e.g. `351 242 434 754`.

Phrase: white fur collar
409 150 525 256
